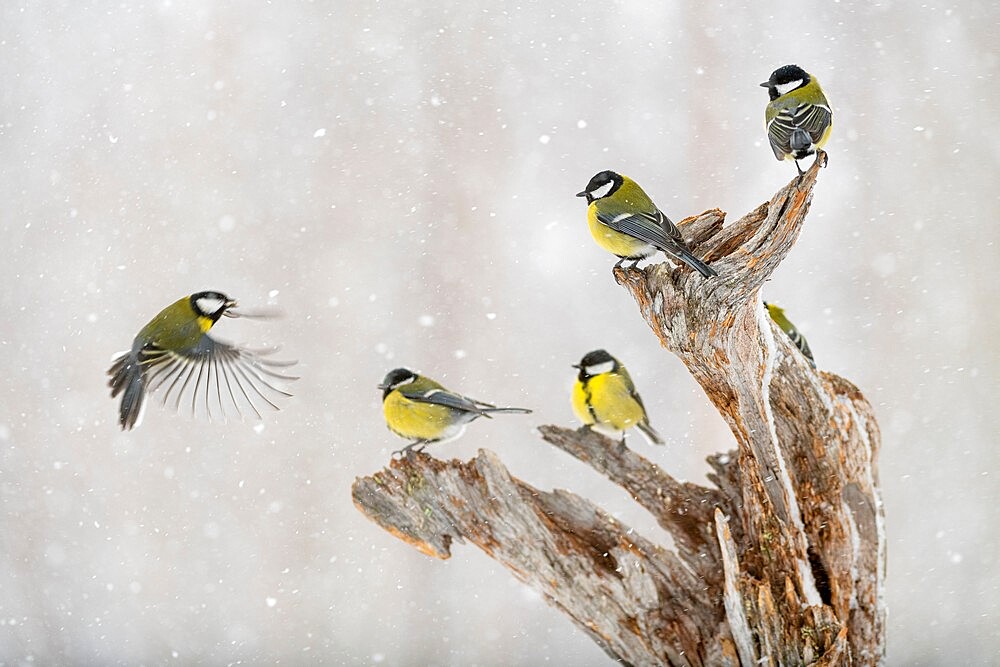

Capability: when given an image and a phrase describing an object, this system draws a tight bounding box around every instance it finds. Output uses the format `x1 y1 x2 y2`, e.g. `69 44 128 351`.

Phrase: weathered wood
353 156 886 665
352 449 731 665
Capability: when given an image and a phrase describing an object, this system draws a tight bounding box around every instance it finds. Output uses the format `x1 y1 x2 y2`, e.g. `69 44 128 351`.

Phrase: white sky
1 1 997 663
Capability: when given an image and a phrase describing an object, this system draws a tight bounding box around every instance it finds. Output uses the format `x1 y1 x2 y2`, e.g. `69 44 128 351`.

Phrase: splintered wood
353 159 885 666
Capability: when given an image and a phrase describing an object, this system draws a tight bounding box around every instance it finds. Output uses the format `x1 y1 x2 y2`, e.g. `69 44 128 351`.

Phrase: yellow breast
574 373 646 432
815 120 833 150
571 380 596 426
383 390 454 441
587 207 654 259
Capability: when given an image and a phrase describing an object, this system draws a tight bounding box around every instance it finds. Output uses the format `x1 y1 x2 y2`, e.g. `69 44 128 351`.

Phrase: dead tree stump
353 158 886 666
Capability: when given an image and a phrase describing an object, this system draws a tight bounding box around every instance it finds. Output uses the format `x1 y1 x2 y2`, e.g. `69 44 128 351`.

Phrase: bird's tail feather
790 128 813 155
675 247 718 278
482 406 533 415
637 421 665 446
108 352 146 430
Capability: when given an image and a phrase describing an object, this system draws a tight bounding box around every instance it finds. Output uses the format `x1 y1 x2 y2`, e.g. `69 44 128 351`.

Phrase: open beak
377 383 387 391
222 299 240 317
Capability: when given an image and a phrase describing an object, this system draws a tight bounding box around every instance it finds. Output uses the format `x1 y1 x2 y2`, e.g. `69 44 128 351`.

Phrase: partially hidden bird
576 170 717 277
764 301 816 368
379 368 532 456
761 64 833 179
571 349 664 446
107 291 297 430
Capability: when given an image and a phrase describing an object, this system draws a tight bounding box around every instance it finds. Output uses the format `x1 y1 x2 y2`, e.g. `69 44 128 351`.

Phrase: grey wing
402 387 487 415
797 103 832 143
615 366 648 414
596 208 673 249
142 335 297 421
598 208 690 252
767 103 831 157
767 110 795 158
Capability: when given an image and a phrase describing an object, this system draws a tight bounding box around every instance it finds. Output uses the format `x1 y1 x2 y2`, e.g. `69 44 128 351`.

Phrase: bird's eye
589 181 615 199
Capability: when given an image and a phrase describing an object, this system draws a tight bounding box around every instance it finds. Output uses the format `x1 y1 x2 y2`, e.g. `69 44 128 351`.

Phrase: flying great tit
764 301 816 368
761 64 833 178
379 368 531 456
107 291 297 430
571 349 664 446
576 170 717 277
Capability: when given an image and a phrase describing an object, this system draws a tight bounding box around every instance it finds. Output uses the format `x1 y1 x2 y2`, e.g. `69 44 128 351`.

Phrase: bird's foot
391 441 428 459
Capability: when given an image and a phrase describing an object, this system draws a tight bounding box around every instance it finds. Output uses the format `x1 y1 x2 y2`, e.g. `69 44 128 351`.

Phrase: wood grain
353 156 886 665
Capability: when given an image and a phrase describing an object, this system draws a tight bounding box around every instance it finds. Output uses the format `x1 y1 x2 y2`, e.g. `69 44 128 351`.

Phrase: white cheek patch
775 79 803 96
589 181 615 199
392 375 417 391
196 297 226 317
585 360 615 376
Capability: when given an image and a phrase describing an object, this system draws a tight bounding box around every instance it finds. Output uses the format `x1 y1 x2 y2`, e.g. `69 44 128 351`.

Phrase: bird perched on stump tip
576 170 717 277
761 65 833 180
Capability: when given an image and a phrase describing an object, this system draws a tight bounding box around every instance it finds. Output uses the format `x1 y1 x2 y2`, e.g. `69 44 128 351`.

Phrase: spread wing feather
115 335 297 424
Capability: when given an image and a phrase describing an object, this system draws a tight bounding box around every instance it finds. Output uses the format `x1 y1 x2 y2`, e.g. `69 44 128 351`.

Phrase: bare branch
353 449 731 665
354 157 885 664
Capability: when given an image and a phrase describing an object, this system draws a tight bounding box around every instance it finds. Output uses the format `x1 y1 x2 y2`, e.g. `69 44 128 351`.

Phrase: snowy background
1 1 997 663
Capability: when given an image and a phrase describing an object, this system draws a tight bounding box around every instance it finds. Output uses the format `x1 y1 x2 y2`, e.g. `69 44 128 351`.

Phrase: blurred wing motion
223 305 285 319
108 337 297 429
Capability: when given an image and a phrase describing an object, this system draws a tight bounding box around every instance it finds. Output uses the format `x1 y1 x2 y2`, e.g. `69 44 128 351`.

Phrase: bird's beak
759 81 771 88
571 363 581 369
574 190 589 198
222 299 240 317
377 383 387 391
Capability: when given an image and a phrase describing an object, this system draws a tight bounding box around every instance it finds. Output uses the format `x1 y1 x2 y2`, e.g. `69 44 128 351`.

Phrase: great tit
576 171 717 277
379 368 532 456
107 291 297 430
761 65 833 178
571 349 664 446
764 301 816 368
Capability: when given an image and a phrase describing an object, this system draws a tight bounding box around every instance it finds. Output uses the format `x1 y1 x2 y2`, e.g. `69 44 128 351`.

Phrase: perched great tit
761 64 833 178
379 368 532 456
764 301 816 368
576 171 717 277
107 291 297 430
571 349 664 446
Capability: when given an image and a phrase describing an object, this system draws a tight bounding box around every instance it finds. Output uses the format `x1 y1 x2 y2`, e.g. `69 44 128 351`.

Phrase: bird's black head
760 64 810 101
190 291 236 322
379 368 417 399
575 171 623 203
572 349 618 379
